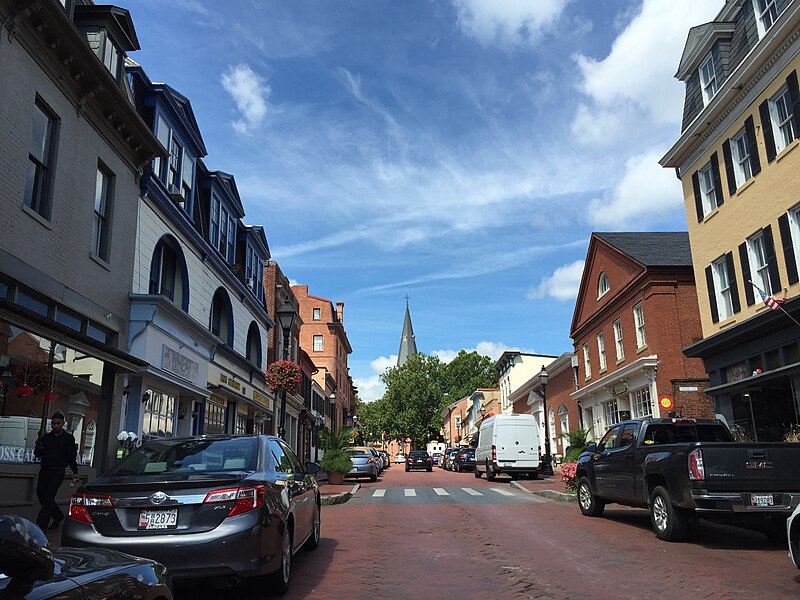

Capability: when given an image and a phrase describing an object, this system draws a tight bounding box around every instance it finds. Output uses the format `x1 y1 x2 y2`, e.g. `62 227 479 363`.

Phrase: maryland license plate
139 508 178 529
751 494 774 507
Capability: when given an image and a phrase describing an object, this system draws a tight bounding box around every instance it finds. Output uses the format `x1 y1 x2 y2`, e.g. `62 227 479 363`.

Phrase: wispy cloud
221 64 270 135
432 341 533 364
529 260 585 301
453 0 569 49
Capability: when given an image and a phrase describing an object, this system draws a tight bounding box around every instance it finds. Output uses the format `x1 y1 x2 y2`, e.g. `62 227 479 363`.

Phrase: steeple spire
397 298 417 366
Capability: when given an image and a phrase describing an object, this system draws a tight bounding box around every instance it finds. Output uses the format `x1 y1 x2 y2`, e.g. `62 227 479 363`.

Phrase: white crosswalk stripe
491 487 515 496
404 489 416 497
461 487 482 496
433 488 449 496
372 489 386 497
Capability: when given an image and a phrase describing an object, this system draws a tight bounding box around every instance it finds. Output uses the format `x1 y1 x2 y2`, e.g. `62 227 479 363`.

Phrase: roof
397 302 418 366
594 232 692 267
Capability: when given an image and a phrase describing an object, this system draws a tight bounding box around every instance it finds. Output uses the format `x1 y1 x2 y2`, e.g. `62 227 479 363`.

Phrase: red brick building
571 233 711 441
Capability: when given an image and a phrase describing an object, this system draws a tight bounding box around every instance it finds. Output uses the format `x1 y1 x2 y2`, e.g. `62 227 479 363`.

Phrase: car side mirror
0 515 55 590
585 442 597 453
305 462 321 475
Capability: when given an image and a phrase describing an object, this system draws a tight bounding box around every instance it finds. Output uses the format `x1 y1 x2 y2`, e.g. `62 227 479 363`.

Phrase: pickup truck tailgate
701 443 800 493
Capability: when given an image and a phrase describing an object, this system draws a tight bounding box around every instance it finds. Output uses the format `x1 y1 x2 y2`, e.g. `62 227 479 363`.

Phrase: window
597 424 621 451
218 209 228 256
698 161 720 216
747 230 772 295
235 412 248 435
754 0 779 37
582 343 591 379
770 86 796 154
210 195 220 247
91 164 113 260
210 198 234 263
788 206 800 271
245 245 264 301
102 36 120 79
169 137 183 189
597 332 607 371
597 272 609 298
227 218 236 263
313 335 324 352
149 237 188 311
204 397 226 434
633 303 646 349
602 400 620 429
613 319 624 361
730 128 753 187
142 389 176 441
210 288 233 347
558 405 569 441
312 308 321 320
631 386 653 418
619 424 638 447
699 52 717 105
24 99 57 219
246 322 262 368
712 256 735 320
155 115 170 182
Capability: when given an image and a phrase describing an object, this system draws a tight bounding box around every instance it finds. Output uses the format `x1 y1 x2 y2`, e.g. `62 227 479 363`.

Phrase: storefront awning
703 361 800 395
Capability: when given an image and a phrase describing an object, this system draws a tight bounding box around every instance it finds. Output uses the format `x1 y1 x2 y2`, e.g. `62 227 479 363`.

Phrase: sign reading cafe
161 345 199 383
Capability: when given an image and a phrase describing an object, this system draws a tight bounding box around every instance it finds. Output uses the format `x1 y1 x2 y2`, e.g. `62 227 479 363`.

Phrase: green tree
356 396 389 444
441 350 498 402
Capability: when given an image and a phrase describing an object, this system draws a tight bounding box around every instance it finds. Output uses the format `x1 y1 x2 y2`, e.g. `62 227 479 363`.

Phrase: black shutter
739 242 755 306
710 152 724 208
705 266 719 324
763 224 782 294
692 171 704 222
759 99 777 163
726 251 741 314
722 139 737 195
778 213 799 285
787 70 800 142
744 115 761 176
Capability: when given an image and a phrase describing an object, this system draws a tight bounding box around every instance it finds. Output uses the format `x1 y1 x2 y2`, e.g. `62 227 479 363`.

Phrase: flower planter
327 472 345 485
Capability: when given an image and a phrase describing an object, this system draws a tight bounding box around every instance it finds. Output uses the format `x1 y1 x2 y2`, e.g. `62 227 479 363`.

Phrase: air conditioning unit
168 184 185 205
246 277 254 287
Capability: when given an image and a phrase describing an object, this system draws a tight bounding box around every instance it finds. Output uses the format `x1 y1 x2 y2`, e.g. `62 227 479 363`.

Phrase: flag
751 281 785 311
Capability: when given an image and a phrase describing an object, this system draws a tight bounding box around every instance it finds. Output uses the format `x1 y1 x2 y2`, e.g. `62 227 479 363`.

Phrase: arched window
598 272 610 298
558 405 569 441
149 236 189 311
246 321 262 368
549 407 557 454
210 288 234 348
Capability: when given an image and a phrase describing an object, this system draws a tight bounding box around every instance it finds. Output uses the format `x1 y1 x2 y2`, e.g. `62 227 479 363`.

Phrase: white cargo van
474 414 541 481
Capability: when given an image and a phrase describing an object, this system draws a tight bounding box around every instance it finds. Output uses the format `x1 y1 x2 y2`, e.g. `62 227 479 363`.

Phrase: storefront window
631 386 652 418
235 411 247 434
0 320 103 468
204 396 226 434
141 389 176 441
602 399 620 428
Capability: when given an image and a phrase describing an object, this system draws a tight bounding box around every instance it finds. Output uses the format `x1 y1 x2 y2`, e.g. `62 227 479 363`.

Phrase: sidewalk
507 468 576 503
319 481 360 505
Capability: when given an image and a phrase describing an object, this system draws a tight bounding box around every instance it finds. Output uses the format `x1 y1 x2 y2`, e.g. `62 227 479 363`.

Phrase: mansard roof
675 21 737 80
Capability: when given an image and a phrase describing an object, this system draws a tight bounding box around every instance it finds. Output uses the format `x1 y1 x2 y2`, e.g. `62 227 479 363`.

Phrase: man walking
34 412 79 530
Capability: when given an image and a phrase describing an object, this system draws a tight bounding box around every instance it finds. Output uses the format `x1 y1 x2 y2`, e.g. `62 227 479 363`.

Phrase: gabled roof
675 21 736 80
243 225 271 259
74 4 140 51
206 170 246 218
594 232 692 267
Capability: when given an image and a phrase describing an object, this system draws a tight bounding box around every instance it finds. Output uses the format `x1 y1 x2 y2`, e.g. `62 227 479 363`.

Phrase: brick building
571 233 711 441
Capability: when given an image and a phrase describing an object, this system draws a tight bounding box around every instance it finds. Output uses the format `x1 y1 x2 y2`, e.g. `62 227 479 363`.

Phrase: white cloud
453 0 569 49
586 148 682 228
221 64 270 134
431 341 530 363
529 260 585 301
353 354 398 402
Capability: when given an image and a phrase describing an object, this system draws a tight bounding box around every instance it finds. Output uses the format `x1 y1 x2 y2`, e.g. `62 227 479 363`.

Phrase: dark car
0 514 172 599
443 450 459 471
405 450 433 472
62 435 320 595
454 448 476 472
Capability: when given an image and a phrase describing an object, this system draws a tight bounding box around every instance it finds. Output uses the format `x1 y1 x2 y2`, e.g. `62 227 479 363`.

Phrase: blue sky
120 0 721 401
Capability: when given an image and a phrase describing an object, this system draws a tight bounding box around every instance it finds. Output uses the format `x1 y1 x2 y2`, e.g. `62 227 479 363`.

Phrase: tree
441 350 498 402
355 396 389 444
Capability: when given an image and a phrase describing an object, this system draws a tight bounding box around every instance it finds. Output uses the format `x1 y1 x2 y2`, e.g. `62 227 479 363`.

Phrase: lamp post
276 298 297 440
539 366 553 476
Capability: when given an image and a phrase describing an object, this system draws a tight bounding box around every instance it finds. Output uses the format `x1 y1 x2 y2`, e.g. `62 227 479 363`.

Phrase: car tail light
491 445 496 462
688 449 705 481
366 458 374 463
68 494 114 524
204 485 265 517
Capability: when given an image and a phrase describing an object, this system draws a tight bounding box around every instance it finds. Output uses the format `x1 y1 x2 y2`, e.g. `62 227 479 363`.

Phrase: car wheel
649 485 688 542
427 467 432 472
370 472 377 482
270 522 293 595
486 462 496 482
529 472 539 480
303 502 321 551
577 477 605 517
405 467 409 472
474 467 481 479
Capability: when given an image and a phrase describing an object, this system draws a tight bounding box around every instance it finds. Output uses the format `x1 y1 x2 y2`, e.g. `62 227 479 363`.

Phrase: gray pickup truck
575 418 800 541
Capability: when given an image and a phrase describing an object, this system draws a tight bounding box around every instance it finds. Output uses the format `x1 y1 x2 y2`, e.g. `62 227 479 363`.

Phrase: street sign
659 395 674 411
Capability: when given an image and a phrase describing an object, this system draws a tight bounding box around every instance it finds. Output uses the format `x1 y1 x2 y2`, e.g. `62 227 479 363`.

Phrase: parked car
377 450 390 469
475 413 541 480
444 449 459 471
576 418 800 542
405 450 433 472
345 447 380 481
62 435 320 595
394 453 407 464
789 502 800 567
431 452 443 466
454 448 476 472
0 514 173 600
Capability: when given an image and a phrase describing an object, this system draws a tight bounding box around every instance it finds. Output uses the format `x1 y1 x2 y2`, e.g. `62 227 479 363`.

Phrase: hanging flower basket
14 385 34 397
265 360 301 394
12 360 51 395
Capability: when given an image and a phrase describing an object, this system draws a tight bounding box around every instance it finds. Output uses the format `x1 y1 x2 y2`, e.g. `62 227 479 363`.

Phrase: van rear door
495 421 540 468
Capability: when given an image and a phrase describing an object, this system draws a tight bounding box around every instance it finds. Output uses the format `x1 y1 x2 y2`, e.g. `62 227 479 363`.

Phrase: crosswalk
353 486 542 506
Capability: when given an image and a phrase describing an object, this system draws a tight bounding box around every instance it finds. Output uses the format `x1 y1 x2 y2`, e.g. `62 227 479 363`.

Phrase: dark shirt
34 430 78 473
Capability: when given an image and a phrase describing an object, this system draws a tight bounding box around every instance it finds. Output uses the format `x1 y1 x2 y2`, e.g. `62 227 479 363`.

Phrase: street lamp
539 365 553 476
276 298 297 440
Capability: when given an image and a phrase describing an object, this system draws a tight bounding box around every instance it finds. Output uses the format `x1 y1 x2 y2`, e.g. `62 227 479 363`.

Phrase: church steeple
397 298 417 366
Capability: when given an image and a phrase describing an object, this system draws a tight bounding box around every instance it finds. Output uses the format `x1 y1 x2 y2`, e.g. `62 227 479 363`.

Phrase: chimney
336 301 344 323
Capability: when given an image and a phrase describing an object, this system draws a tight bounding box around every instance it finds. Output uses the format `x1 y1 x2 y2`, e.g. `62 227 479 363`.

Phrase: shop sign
252 389 270 408
162 346 199 383
610 382 628 397
219 373 241 391
725 362 748 383
0 445 37 464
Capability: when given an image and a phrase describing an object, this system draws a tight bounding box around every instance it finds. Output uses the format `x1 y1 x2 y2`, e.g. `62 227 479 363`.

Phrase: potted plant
318 426 355 485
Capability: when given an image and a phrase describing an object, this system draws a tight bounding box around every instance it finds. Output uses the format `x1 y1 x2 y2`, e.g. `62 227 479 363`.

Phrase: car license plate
751 494 774 507
139 508 178 530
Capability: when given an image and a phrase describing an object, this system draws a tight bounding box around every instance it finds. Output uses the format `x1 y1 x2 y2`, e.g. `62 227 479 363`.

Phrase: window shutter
763 224 782 294
705 265 719 324
739 242 755 306
744 115 761 176
778 213 799 285
722 139 737 195
710 152 724 207
692 171 704 222
759 99 777 163
787 70 800 141
725 251 741 314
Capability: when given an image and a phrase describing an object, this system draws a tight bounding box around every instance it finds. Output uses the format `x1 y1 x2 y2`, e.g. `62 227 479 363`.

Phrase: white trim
571 355 658 401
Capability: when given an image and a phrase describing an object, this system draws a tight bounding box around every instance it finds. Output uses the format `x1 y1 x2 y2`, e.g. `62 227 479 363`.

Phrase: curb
509 480 576 503
321 483 360 506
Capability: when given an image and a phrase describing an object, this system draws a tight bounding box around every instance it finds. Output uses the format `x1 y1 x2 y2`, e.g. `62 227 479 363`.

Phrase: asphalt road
180 465 800 600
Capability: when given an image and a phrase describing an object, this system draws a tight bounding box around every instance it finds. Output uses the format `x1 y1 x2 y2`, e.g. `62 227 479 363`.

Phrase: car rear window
643 424 733 445
108 437 259 475
346 449 371 456
409 451 429 457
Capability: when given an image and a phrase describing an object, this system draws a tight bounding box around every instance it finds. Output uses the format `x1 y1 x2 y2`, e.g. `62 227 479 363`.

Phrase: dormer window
245 244 264 301
154 115 194 215
754 0 779 38
74 5 139 84
210 195 235 263
598 272 610 298
699 53 717 105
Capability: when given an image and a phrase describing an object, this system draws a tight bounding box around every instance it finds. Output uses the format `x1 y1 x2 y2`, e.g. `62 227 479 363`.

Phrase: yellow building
661 0 800 442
